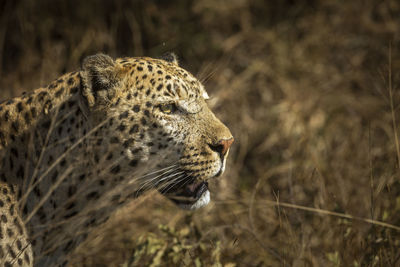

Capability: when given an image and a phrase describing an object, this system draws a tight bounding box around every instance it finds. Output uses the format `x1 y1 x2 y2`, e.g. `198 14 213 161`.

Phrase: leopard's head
81 53 233 210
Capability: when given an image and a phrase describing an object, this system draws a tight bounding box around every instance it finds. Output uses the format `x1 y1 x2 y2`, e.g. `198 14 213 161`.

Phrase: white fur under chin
178 190 210 210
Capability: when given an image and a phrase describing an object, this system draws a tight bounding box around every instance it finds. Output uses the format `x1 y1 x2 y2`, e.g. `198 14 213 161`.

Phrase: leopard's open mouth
161 180 210 210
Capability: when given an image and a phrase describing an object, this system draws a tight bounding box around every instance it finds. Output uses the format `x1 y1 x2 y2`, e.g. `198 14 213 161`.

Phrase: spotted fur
0 53 233 266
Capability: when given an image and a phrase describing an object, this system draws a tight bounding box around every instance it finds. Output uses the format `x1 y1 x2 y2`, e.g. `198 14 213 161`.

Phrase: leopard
0 53 234 266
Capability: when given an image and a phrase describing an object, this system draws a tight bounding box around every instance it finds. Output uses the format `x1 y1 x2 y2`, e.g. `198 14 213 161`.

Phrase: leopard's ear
160 52 179 66
81 53 120 107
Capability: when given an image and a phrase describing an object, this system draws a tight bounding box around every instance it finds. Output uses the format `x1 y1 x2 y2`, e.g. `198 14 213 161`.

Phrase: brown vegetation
1 0 400 266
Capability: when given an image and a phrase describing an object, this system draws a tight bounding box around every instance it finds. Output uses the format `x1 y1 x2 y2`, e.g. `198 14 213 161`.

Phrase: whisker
135 170 184 197
131 163 179 182
158 174 189 194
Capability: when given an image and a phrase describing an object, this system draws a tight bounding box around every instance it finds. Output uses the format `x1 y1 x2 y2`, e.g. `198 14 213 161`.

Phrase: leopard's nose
209 137 234 157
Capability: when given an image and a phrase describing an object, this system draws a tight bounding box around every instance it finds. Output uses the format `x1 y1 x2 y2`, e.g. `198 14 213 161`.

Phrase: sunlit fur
0 53 233 266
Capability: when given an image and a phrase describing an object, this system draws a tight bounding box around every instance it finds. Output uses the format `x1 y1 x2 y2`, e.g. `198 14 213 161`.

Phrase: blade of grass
388 42 400 168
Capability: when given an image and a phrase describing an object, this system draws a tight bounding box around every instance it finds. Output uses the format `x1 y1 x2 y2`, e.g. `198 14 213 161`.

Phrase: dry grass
1 0 400 266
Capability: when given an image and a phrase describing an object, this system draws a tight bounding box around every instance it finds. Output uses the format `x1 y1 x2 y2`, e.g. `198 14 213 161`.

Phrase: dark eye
159 103 177 114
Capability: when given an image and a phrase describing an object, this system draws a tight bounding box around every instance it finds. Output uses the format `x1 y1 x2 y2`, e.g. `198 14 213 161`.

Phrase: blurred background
1 0 400 266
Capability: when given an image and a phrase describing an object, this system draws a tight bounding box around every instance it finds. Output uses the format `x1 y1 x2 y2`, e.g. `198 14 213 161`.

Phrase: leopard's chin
162 180 211 210
175 189 210 210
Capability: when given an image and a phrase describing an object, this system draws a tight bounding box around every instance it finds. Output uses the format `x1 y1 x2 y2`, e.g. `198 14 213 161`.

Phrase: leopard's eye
159 103 177 114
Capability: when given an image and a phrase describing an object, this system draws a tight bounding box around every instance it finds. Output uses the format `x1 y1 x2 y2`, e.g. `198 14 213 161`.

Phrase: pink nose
209 137 234 157
219 138 234 156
